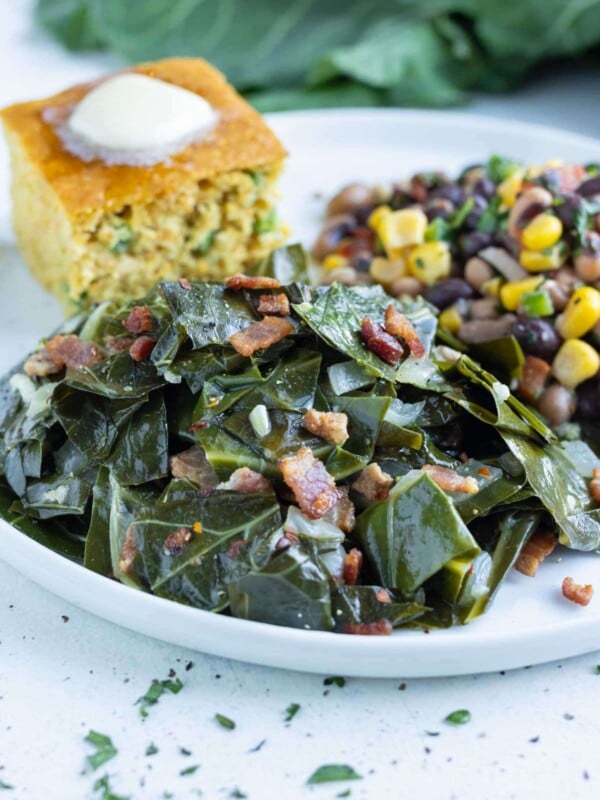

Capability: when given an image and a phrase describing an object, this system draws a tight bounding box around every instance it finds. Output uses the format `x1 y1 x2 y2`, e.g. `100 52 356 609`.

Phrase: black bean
430 184 465 206
492 231 521 259
424 198 454 222
576 377 600 419
472 178 496 201
424 278 474 310
577 175 600 198
459 231 494 260
554 192 584 229
312 215 357 260
354 205 377 226
463 195 488 230
350 253 372 273
511 317 562 362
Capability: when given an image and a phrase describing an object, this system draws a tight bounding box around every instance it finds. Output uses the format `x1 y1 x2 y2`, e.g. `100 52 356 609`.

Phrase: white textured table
1 4 600 799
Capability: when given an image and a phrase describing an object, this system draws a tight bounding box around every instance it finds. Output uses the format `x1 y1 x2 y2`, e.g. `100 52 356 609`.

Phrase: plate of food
1 58 600 678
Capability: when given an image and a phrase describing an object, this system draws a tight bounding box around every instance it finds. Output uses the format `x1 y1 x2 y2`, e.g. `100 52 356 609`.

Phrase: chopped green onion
450 198 475 229
84 730 118 770
521 290 554 318
249 404 271 438
487 154 522 183
215 713 236 730
284 702 301 722
425 217 451 242
253 209 277 235
444 708 471 725
110 223 134 254
307 765 362 785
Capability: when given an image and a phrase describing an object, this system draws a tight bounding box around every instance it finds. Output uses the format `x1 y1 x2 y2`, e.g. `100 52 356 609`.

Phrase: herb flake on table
136 676 183 718
85 730 118 770
215 713 236 730
180 765 200 776
229 790 247 799
0 781 14 791
324 676 346 688
307 764 362 784
444 709 471 725
284 703 301 722
93 774 129 800
145 743 159 756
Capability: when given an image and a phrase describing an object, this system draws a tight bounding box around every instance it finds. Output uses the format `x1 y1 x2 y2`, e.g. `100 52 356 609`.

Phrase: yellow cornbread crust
0 58 288 306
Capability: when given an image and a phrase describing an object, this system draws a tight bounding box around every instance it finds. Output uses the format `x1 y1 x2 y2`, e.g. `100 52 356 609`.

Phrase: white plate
1 109 600 678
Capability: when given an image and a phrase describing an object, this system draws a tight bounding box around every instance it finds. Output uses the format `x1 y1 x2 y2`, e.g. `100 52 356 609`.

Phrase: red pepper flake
188 420 208 432
477 467 492 478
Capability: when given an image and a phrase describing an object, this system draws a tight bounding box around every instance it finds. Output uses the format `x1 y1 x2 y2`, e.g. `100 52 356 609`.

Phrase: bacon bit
229 316 294 357
123 305 154 334
216 467 272 493
342 619 393 636
302 408 349 446
104 335 135 353
343 548 363 586
44 334 104 370
517 355 551 404
188 419 208 432
169 446 218 491
257 293 290 316
163 527 192 556
23 348 63 377
375 589 392 604
421 464 479 494
225 273 281 291
322 486 355 532
360 317 404 365
514 528 557 577
279 447 341 520
226 539 247 558
384 305 426 358
276 531 300 551
562 576 594 606
178 277 192 290
352 463 394 502
192 521 203 534
410 175 428 204
589 468 600 503
128 335 156 362
478 467 492 478
119 525 137 574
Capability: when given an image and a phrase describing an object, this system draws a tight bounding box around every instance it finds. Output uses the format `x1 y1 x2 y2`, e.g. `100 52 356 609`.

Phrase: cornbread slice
0 58 287 307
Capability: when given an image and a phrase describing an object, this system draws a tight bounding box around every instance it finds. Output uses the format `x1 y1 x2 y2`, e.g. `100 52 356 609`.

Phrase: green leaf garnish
215 713 236 730
307 765 362 784
284 703 301 722
93 774 130 800
145 742 159 756
85 730 118 770
444 709 471 725
136 676 183 718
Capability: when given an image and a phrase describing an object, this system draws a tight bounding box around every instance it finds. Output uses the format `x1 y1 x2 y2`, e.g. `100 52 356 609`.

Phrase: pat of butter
65 73 218 165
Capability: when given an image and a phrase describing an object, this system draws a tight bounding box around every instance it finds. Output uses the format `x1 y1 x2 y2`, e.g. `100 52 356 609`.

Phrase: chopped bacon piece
352 463 393 502
360 317 404 365
45 334 104 370
226 539 247 558
384 305 425 358
562 576 594 606
128 335 156 362
515 528 557 577
589 468 600 503
257 293 290 316
229 316 294 357
23 348 63 377
170 446 218 491
517 355 551 404
343 548 363 586
375 589 392 604
225 273 281 291
119 526 137 574
178 277 192 290
278 447 341 520
163 527 192 556
421 464 479 494
322 486 355 532
302 408 349 446
123 305 154 334
342 619 393 636
104 335 135 353
216 467 272 493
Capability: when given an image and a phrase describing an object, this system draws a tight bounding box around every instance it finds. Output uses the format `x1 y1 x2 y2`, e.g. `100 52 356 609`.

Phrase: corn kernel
322 254 347 271
520 246 565 273
376 208 428 257
556 286 600 339
552 339 600 389
499 276 543 311
407 241 451 285
367 205 392 230
439 307 462 334
497 169 524 209
521 213 563 251
369 256 406 287
480 276 503 298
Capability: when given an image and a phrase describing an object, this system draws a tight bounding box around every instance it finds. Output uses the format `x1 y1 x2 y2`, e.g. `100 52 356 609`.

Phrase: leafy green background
35 0 600 111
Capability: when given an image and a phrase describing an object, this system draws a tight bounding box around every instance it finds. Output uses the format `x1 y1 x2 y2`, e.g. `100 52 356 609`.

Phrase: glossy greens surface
1 246 599 634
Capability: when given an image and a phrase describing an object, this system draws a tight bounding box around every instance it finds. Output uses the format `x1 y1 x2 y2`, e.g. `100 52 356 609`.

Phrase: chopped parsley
486 154 522 183
85 730 118 770
284 703 301 722
145 743 159 757
180 765 200 777
215 713 236 730
93 774 129 800
307 764 362 785
324 676 346 688
136 676 183 718
444 709 471 725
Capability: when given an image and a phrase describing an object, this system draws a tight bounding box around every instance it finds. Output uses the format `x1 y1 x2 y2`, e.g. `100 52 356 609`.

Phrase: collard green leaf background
35 0 600 111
